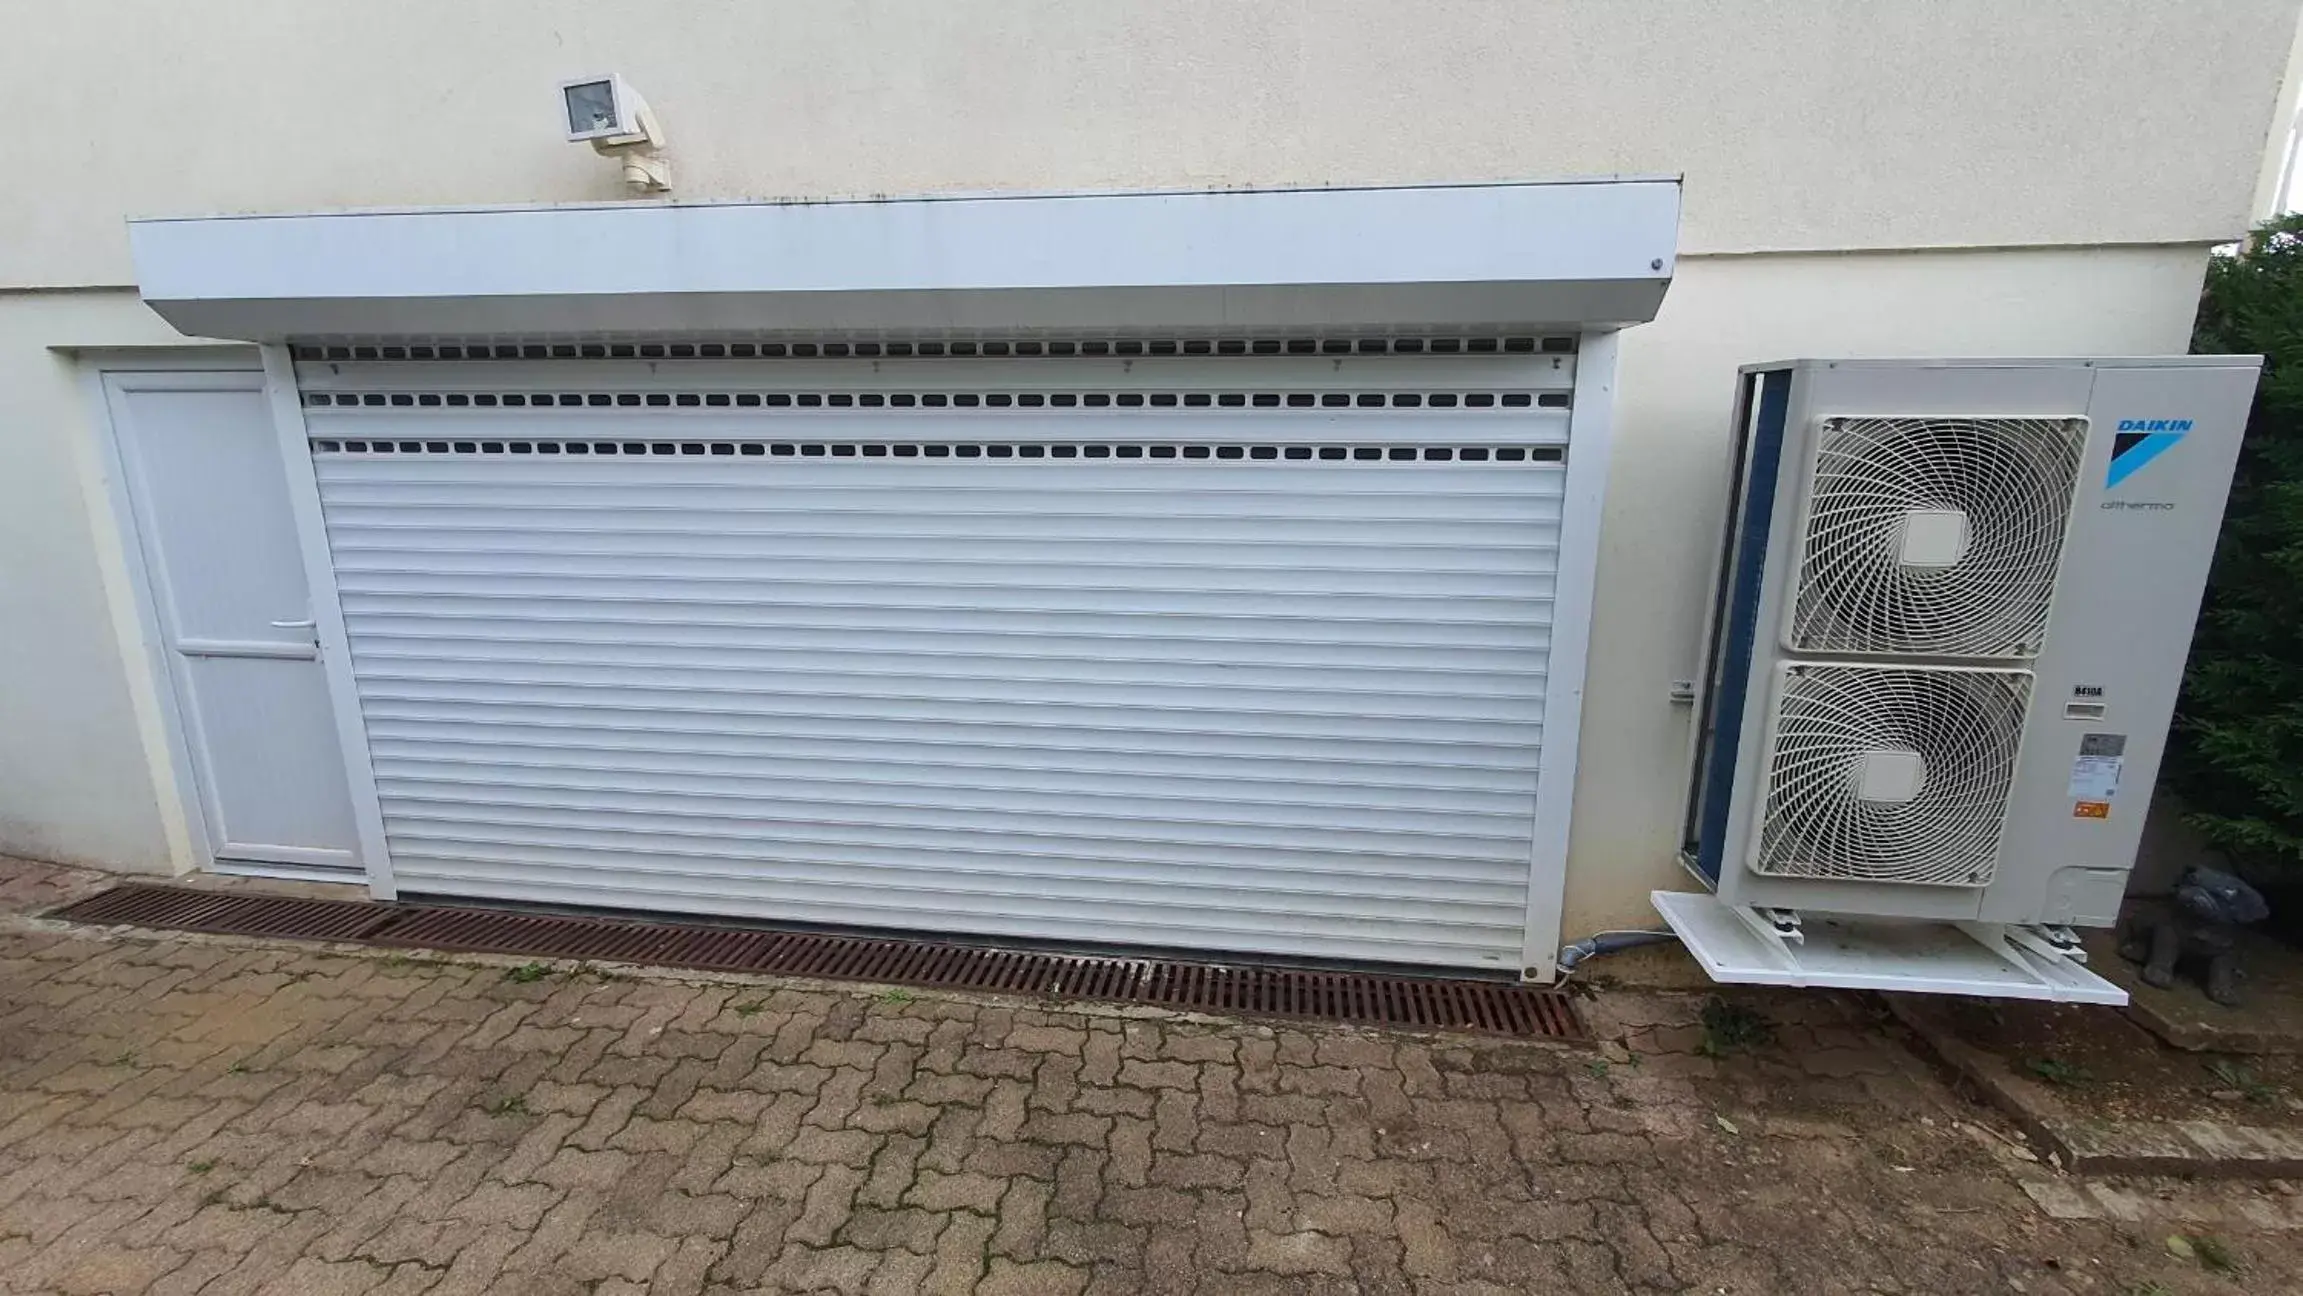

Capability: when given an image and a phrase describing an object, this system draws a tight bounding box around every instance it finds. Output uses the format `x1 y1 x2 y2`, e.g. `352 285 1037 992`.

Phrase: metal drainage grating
48 884 1583 1041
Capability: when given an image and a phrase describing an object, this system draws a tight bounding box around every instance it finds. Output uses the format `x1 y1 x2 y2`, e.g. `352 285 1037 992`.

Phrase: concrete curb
2123 988 2303 1057
1888 994 2303 1178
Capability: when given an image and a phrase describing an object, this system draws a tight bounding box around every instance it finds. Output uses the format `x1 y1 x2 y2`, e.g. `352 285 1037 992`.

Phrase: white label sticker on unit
2068 733 2127 800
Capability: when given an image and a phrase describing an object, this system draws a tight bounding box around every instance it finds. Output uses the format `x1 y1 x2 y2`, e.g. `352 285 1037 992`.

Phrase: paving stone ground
4 859 2302 1294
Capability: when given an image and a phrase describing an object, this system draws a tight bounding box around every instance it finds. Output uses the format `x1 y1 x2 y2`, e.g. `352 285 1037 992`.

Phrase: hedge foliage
2169 214 2303 875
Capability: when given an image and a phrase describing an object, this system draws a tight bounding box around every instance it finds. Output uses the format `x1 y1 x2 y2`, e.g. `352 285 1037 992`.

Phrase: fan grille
1753 665 2030 886
1791 417 2085 658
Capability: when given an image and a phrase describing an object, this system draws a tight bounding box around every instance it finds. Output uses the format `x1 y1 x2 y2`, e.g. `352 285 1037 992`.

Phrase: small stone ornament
2118 866 2271 1007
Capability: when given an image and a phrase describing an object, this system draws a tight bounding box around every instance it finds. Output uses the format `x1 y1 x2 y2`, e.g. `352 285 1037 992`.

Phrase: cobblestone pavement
2 860 2299 1294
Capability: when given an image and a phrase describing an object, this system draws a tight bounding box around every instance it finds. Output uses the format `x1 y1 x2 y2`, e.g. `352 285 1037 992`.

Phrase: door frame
84 358 253 877
1518 327 1618 981
258 344 397 896
81 352 393 890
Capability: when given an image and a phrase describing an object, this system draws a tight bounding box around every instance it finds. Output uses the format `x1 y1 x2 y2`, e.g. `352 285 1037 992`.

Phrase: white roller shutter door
297 349 1577 971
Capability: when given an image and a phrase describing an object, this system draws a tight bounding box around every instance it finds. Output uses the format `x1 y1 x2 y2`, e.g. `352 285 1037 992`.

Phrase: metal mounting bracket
2006 923 2088 965
1729 904 1804 950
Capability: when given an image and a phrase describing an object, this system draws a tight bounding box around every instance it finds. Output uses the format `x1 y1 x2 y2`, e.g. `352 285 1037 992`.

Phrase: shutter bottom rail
50 883 1582 1041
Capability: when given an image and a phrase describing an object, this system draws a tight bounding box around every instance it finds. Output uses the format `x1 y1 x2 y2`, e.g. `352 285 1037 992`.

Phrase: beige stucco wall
0 2 2294 943
3 0 2296 287
0 291 239 872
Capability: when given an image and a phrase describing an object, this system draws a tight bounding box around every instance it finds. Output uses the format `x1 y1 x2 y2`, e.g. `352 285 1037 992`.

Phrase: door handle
269 618 317 629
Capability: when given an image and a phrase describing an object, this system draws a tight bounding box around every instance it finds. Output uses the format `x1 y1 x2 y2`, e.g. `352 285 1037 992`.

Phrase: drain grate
49 884 1582 1041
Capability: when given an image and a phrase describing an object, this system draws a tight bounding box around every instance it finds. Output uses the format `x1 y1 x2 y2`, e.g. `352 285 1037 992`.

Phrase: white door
106 371 363 879
296 347 1579 969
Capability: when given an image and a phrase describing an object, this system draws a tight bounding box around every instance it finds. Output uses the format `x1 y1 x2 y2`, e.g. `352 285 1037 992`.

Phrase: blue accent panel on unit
2106 429 2184 487
1693 369 1794 884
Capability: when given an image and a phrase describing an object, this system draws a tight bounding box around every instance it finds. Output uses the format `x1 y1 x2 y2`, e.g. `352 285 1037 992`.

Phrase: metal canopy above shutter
298 352 1571 971
132 181 1679 341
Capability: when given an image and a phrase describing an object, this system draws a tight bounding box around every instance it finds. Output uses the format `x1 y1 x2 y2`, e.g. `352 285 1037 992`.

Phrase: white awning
129 180 1680 341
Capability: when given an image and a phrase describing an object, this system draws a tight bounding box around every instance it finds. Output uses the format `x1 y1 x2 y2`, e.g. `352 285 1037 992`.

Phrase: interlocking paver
788 1162 867 1246
446 1179 559 1229
908 1168 1007 1214
716 1154 820 1202
14 857 2303 1293
530 1143 632 1191
561 1229 676 1283
840 1205 949 1253
977 1256 1090 1295
654 1234 726 1296
1040 1218 1141 1267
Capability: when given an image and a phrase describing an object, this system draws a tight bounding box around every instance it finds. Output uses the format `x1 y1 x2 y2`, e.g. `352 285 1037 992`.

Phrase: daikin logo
2107 418 2192 488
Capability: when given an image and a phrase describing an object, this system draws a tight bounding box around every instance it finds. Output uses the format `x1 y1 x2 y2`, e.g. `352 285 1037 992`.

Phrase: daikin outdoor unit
1656 357 2260 1002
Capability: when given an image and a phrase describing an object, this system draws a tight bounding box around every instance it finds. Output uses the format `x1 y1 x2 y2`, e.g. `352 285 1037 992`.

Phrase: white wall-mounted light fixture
560 74 671 195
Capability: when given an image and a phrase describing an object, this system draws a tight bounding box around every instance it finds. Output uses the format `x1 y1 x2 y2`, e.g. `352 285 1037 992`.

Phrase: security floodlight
560 75 671 193
562 78 631 142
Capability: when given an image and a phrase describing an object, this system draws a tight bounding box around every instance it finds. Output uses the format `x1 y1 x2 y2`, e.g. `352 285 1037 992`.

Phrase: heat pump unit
1655 358 2259 1002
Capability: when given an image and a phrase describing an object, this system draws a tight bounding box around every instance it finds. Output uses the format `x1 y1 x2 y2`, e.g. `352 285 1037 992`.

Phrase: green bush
2169 214 2303 876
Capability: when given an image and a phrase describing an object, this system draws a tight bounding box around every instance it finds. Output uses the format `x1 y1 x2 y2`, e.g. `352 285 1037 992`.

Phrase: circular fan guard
1792 418 2084 658
1753 665 2030 886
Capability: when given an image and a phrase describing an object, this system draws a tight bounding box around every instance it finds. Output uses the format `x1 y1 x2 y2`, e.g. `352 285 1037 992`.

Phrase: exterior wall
2 0 2294 287
0 2 2292 941
0 292 240 872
